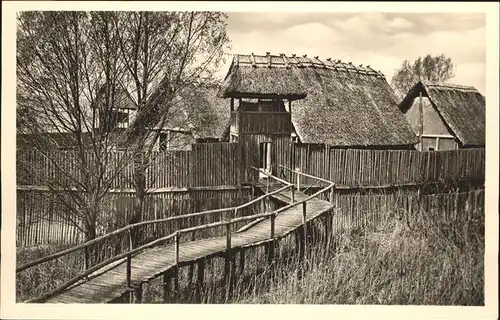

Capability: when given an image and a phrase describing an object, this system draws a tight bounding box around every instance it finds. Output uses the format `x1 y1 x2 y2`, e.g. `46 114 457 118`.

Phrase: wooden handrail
24 181 335 303
236 184 291 210
278 165 334 185
16 206 236 273
250 166 293 187
26 232 177 303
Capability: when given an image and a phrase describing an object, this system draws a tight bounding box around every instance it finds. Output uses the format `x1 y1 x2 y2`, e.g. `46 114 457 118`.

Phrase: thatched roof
221 53 418 147
147 83 230 140
176 84 230 140
399 80 485 147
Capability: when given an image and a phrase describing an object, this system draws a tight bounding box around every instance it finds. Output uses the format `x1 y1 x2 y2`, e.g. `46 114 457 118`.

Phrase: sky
220 12 486 94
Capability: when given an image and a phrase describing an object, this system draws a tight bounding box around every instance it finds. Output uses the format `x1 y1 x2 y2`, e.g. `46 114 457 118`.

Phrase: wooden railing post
296 168 300 191
302 201 307 240
226 222 231 251
126 228 132 287
233 208 238 232
175 232 180 266
291 185 295 203
330 184 335 204
224 222 233 302
173 232 180 302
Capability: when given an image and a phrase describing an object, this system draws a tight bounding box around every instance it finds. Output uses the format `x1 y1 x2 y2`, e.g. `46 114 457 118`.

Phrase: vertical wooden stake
195 260 205 303
302 202 307 239
223 253 231 302
173 267 179 303
239 249 245 275
187 264 194 299
268 212 276 264
297 170 300 191
226 223 231 251
330 185 335 204
126 253 132 290
134 283 143 303
291 186 295 203
162 271 171 303
175 232 180 266
296 226 305 279
418 91 424 151
230 253 236 300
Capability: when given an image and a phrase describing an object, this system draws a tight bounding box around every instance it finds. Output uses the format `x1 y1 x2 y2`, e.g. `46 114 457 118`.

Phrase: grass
16 243 84 302
16 204 484 305
229 214 484 305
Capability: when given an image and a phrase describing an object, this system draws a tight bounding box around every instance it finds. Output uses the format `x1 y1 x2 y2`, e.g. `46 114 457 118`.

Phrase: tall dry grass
230 211 484 305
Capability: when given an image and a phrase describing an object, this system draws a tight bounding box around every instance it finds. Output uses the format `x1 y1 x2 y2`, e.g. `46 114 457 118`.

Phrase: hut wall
404 97 458 151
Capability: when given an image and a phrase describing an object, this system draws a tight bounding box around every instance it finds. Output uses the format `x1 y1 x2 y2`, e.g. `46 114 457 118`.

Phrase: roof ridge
232 53 385 78
421 80 479 92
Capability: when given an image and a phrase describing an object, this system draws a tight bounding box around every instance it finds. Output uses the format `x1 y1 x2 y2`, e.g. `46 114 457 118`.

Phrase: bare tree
16 11 230 256
112 11 230 234
17 11 132 266
391 54 455 100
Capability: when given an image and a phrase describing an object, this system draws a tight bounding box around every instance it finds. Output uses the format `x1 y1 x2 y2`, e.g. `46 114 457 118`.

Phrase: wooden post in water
195 260 205 303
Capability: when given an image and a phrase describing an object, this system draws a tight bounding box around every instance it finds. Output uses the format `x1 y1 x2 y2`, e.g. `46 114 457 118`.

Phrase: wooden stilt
239 249 245 275
133 283 143 303
325 213 332 250
296 226 305 279
195 260 205 303
223 252 232 302
229 253 236 300
173 267 179 303
162 271 171 303
187 264 194 300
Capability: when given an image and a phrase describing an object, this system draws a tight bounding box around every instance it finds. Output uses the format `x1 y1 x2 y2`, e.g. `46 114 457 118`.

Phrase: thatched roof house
220 53 418 148
398 80 485 150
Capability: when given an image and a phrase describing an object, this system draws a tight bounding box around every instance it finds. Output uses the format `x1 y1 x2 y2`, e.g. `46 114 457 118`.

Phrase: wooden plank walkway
44 185 333 303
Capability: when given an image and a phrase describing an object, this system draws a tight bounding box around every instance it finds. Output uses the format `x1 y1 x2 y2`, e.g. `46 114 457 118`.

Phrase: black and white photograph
1 1 498 320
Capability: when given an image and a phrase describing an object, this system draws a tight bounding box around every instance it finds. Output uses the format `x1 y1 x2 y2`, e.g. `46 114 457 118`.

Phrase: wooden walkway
44 184 333 303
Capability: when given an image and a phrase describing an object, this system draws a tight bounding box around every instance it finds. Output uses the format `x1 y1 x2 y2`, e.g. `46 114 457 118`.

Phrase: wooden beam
435 137 440 151
419 133 454 139
230 98 234 111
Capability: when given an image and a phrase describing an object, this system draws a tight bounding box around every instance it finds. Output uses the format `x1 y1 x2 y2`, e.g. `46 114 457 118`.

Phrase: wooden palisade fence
16 145 485 246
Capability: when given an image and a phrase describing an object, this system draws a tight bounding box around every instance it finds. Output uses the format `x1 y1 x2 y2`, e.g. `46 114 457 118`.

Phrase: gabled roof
399 80 485 146
220 53 418 147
